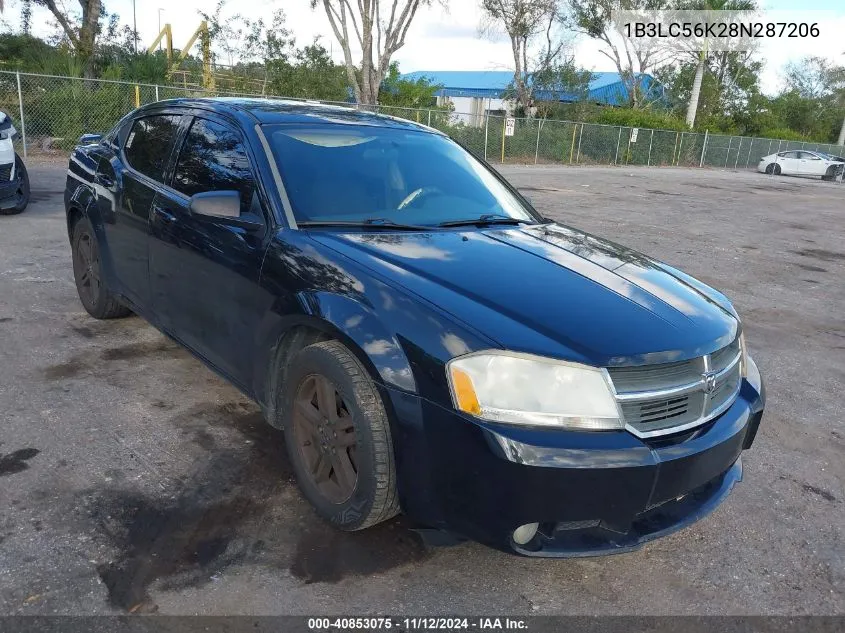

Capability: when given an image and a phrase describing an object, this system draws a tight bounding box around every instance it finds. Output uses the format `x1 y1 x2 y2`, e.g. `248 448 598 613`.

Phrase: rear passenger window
172 118 255 214
124 115 181 181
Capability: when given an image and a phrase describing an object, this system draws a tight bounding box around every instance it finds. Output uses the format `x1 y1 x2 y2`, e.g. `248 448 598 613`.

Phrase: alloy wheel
292 374 358 504
74 232 101 306
15 169 26 205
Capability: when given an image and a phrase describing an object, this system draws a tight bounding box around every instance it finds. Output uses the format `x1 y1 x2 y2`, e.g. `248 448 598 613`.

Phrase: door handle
95 174 114 187
152 205 177 224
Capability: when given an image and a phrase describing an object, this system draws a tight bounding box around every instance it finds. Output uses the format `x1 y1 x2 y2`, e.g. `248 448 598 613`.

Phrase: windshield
265 124 537 226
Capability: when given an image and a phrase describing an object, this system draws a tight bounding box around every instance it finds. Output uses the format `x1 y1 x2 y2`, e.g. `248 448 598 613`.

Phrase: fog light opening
512 522 539 545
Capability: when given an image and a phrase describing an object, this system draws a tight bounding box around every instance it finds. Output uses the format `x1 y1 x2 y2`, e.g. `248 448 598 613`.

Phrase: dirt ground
0 162 843 615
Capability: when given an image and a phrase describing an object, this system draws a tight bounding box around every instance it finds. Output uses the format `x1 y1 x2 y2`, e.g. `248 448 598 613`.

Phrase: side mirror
79 133 103 145
189 190 265 232
189 190 241 219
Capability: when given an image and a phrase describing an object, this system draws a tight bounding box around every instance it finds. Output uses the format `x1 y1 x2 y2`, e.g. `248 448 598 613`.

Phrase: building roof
400 70 658 105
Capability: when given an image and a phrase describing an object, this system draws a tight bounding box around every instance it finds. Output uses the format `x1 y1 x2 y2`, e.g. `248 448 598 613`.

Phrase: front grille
0 163 12 182
620 392 705 434
608 338 742 438
606 356 704 392
710 337 741 373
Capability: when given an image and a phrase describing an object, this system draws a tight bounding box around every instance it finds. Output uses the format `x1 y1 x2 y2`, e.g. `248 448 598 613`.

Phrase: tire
71 217 131 319
282 340 400 531
0 155 30 215
764 163 780 175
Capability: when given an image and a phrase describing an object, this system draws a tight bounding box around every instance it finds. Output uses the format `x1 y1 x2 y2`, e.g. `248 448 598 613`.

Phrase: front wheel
71 217 131 319
764 163 781 175
283 340 400 530
0 155 30 215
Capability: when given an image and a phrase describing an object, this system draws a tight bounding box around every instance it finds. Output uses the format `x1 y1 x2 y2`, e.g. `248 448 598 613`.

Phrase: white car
757 150 845 180
0 111 30 215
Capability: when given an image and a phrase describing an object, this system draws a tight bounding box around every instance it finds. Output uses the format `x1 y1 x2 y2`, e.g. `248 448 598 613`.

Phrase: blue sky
2 0 843 96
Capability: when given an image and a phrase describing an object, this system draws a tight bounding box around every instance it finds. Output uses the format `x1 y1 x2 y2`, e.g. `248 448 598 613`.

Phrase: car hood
310 224 739 366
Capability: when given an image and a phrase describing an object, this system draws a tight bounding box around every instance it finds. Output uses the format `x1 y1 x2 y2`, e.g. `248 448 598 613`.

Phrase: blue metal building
400 70 660 106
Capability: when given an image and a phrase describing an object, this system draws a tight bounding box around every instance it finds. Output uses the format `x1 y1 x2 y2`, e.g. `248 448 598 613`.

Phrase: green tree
656 49 764 133
311 0 441 105
679 0 756 128
378 62 442 108
777 57 845 143
568 0 672 109
13 0 104 78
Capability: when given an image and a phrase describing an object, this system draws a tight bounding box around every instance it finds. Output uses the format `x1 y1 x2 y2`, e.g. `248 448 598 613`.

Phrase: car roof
136 97 441 133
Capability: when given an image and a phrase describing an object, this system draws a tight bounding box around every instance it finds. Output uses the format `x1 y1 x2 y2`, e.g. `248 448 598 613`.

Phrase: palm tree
684 0 756 128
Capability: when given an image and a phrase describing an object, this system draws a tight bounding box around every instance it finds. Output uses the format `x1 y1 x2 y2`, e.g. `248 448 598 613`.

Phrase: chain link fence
2 70 843 175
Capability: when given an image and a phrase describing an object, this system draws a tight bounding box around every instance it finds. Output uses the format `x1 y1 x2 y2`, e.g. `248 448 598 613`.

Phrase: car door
149 114 274 390
797 151 826 176
776 151 800 175
98 113 184 310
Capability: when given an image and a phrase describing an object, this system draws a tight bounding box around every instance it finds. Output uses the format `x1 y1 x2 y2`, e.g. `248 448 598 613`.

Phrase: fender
255 232 497 411
65 150 124 296
253 291 417 422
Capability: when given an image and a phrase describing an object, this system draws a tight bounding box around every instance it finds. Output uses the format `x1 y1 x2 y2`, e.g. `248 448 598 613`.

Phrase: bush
23 82 136 148
595 108 686 131
757 127 809 142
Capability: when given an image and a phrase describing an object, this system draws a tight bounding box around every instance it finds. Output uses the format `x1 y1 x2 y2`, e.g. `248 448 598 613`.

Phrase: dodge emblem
702 371 718 395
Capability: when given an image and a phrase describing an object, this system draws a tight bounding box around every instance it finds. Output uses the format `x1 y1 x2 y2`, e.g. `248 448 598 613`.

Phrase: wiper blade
298 218 434 231
437 214 534 228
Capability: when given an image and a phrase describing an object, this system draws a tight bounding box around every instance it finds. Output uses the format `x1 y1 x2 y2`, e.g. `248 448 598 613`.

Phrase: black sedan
64 98 765 556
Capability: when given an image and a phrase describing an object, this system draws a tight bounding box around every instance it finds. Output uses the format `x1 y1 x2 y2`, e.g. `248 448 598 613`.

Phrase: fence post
15 72 27 159
484 112 489 161
427 110 431 127
568 124 577 164
155 85 160 101
724 136 732 168
534 119 541 165
734 137 743 169
776 140 782 153
647 129 654 166
672 132 680 165
134 85 140 108
678 133 684 165
576 123 583 163
745 137 755 168
614 126 622 165
501 117 506 164
624 130 632 165
699 129 708 167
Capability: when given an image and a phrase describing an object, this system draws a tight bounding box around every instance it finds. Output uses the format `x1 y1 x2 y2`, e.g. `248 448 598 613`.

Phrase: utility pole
158 9 165 51
133 0 138 54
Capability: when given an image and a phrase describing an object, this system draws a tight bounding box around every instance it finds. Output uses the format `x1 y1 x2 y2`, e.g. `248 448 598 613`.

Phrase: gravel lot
0 163 843 616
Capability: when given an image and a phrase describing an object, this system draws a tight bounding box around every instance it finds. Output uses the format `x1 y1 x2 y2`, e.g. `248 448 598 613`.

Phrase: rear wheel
0 155 30 215
283 340 400 530
71 217 131 319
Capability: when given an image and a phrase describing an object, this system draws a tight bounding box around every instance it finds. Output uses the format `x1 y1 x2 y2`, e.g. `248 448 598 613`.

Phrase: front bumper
386 357 765 557
0 162 17 208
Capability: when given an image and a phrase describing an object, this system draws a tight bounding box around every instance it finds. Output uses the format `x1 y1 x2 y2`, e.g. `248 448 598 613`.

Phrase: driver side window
172 118 255 215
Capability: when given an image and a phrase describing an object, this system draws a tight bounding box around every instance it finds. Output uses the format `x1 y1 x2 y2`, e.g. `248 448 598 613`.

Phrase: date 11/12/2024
307 617 529 630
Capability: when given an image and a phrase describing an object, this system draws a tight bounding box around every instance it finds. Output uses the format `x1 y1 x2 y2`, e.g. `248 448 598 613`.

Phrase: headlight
446 351 623 430
0 124 16 141
739 331 749 377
